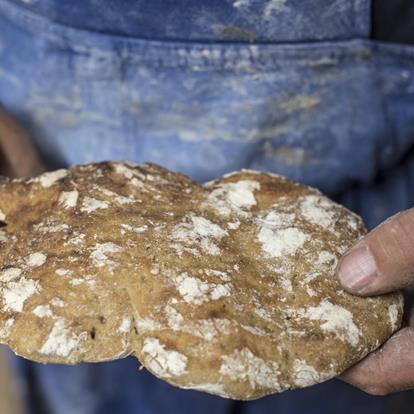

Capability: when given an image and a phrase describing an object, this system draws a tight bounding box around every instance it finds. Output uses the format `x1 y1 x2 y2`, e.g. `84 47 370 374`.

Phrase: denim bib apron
0 1 414 413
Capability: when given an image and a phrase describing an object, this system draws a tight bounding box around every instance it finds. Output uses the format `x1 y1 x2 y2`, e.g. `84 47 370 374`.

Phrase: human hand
337 209 414 395
0 106 45 177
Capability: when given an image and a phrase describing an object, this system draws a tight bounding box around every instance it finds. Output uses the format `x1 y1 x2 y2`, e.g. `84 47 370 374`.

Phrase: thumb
337 208 414 295
340 327 414 395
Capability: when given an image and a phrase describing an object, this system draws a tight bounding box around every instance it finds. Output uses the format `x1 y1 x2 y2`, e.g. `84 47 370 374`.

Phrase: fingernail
338 244 377 291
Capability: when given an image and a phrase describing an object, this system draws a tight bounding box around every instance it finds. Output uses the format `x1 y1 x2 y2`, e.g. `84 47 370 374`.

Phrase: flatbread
0 162 195 363
0 162 403 399
130 168 403 399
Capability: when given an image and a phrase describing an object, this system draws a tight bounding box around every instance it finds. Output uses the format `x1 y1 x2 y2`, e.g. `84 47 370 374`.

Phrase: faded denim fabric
0 0 414 413
0 1 413 199
8 0 370 42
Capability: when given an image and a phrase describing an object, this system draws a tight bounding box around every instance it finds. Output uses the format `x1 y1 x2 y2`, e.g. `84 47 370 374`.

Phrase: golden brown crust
130 169 403 399
0 162 403 399
0 162 195 363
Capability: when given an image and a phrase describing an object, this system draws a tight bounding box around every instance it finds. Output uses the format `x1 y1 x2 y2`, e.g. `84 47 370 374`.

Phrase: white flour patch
141 338 188 378
80 197 110 213
1 273 40 312
254 307 273 322
69 278 84 286
181 382 227 397
388 304 400 331
279 276 293 292
257 211 295 228
26 252 47 267
136 318 162 332
228 219 240 230
206 180 260 216
35 223 69 233
300 300 360 346
348 216 359 231
51 298 65 307
115 194 137 204
118 316 131 333
240 324 267 336
121 224 148 234
33 304 53 317
192 319 232 341
66 233 85 245
299 195 336 230
317 251 337 267
113 163 144 180
170 215 227 256
173 273 231 305
302 271 321 284
165 305 231 341
69 276 95 288
40 317 84 358
0 208 6 221
165 305 184 330
0 318 15 338
130 178 147 190
293 359 324 387
84 274 98 285
58 191 79 209
205 269 231 282
210 284 231 300
220 348 280 390
257 219 309 258
90 242 122 268
101 189 137 205
0 268 22 282
55 269 71 277
33 169 68 188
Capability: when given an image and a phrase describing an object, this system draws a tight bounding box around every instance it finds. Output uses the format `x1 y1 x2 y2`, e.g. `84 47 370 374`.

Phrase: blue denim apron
0 1 414 413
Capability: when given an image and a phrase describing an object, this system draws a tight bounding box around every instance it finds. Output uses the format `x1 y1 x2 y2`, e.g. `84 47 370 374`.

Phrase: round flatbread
0 162 403 400
128 169 403 400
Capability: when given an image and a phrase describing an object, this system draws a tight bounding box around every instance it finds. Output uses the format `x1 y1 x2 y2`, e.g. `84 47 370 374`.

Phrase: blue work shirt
0 1 414 413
